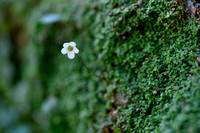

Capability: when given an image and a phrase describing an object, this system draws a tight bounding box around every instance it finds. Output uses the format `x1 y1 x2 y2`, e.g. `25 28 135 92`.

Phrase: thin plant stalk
75 54 104 80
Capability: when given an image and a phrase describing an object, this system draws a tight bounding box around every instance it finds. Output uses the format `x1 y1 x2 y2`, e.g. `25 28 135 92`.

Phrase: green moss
157 71 200 133
0 0 200 132
91 0 200 132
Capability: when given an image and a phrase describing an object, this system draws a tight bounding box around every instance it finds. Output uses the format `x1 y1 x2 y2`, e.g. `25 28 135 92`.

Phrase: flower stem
124 0 142 11
75 54 104 80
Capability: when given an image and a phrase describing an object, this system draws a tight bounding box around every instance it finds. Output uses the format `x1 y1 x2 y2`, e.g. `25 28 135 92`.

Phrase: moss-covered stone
0 0 200 132
91 0 200 132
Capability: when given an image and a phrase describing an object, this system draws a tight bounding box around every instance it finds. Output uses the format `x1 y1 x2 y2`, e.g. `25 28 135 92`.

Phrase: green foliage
0 0 104 133
157 72 200 133
92 0 200 132
0 0 200 133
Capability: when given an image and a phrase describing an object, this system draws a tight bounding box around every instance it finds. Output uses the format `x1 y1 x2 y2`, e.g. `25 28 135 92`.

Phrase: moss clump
91 0 200 132
0 0 200 132
157 72 200 133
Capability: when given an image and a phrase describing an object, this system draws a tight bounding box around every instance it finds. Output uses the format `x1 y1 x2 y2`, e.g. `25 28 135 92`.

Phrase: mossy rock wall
0 0 200 133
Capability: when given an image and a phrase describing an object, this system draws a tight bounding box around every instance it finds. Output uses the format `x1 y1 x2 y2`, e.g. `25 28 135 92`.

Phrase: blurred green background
0 0 200 133
0 0 104 133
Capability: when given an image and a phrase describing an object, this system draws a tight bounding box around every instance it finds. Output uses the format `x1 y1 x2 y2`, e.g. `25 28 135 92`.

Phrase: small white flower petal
70 42 76 47
67 51 75 59
61 48 68 54
73 47 79 54
63 43 69 48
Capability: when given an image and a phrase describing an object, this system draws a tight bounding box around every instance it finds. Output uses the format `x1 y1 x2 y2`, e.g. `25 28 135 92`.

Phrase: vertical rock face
0 0 200 133
187 0 200 17
91 0 200 132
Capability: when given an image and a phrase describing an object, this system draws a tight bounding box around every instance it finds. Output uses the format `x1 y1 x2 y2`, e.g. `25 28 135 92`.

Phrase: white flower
61 42 79 59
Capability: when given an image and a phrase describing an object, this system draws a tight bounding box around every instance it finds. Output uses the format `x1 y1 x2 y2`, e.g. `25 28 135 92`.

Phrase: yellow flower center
68 46 73 51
